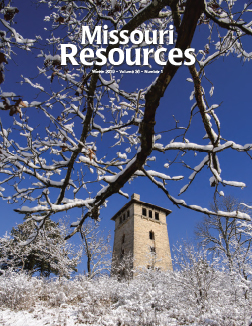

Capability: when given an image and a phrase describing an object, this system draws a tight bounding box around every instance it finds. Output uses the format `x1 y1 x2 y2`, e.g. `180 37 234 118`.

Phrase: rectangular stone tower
111 193 173 273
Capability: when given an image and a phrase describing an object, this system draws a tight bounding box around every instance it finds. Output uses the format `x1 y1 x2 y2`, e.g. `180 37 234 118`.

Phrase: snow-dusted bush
0 270 43 310
0 263 252 325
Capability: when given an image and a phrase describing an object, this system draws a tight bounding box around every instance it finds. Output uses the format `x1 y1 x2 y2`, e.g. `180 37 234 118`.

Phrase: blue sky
0 1 252 274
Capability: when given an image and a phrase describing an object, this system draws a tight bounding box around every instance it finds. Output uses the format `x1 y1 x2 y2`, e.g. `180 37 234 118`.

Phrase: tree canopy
0 0 252 238
0 217 82 277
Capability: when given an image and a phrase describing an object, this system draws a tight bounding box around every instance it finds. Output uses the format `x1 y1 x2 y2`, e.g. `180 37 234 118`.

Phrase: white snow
24 78 44 91
0 92 16 97
179 184 189 195
217 210 251 220
117 152 127 159
223 180 246 188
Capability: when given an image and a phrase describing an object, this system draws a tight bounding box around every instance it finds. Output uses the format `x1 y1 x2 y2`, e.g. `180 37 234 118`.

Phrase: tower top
111 193 171 221
131 193 140 201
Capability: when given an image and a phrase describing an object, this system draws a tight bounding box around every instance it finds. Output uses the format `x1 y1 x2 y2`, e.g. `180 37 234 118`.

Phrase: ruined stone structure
111 193 173 273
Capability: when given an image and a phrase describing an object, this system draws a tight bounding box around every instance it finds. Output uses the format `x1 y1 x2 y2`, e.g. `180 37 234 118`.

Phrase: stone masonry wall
133 202 172 271
112 203 134 265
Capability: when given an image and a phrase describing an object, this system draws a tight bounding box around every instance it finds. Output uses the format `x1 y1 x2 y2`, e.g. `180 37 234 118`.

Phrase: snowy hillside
0 266 251 326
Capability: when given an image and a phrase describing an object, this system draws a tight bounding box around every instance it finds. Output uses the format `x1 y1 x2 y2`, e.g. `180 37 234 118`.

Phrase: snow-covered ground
0 306 81 326
0 306 219 326
1 305 250 326
0 305 179 326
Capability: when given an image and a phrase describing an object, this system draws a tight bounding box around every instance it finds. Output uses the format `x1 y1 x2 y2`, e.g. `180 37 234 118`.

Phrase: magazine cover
0 0 252 325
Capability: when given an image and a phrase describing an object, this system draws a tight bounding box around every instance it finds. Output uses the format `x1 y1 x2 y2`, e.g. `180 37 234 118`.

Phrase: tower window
127 210 130 218
120 216 122 224
122 234 125 244
123 213 126 221
149 210 152 218
149 231 155 240
142 207 147 216
150 246 156 253
155 212 159 220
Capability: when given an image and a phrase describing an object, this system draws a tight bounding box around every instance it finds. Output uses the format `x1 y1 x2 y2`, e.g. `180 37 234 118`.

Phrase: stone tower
111 193 173 273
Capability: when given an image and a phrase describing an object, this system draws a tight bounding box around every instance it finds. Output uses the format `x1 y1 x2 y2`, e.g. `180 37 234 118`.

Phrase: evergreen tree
0 217 82 277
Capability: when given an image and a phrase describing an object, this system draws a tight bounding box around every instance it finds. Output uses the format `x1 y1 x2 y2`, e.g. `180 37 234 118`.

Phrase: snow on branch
0 0 251 236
